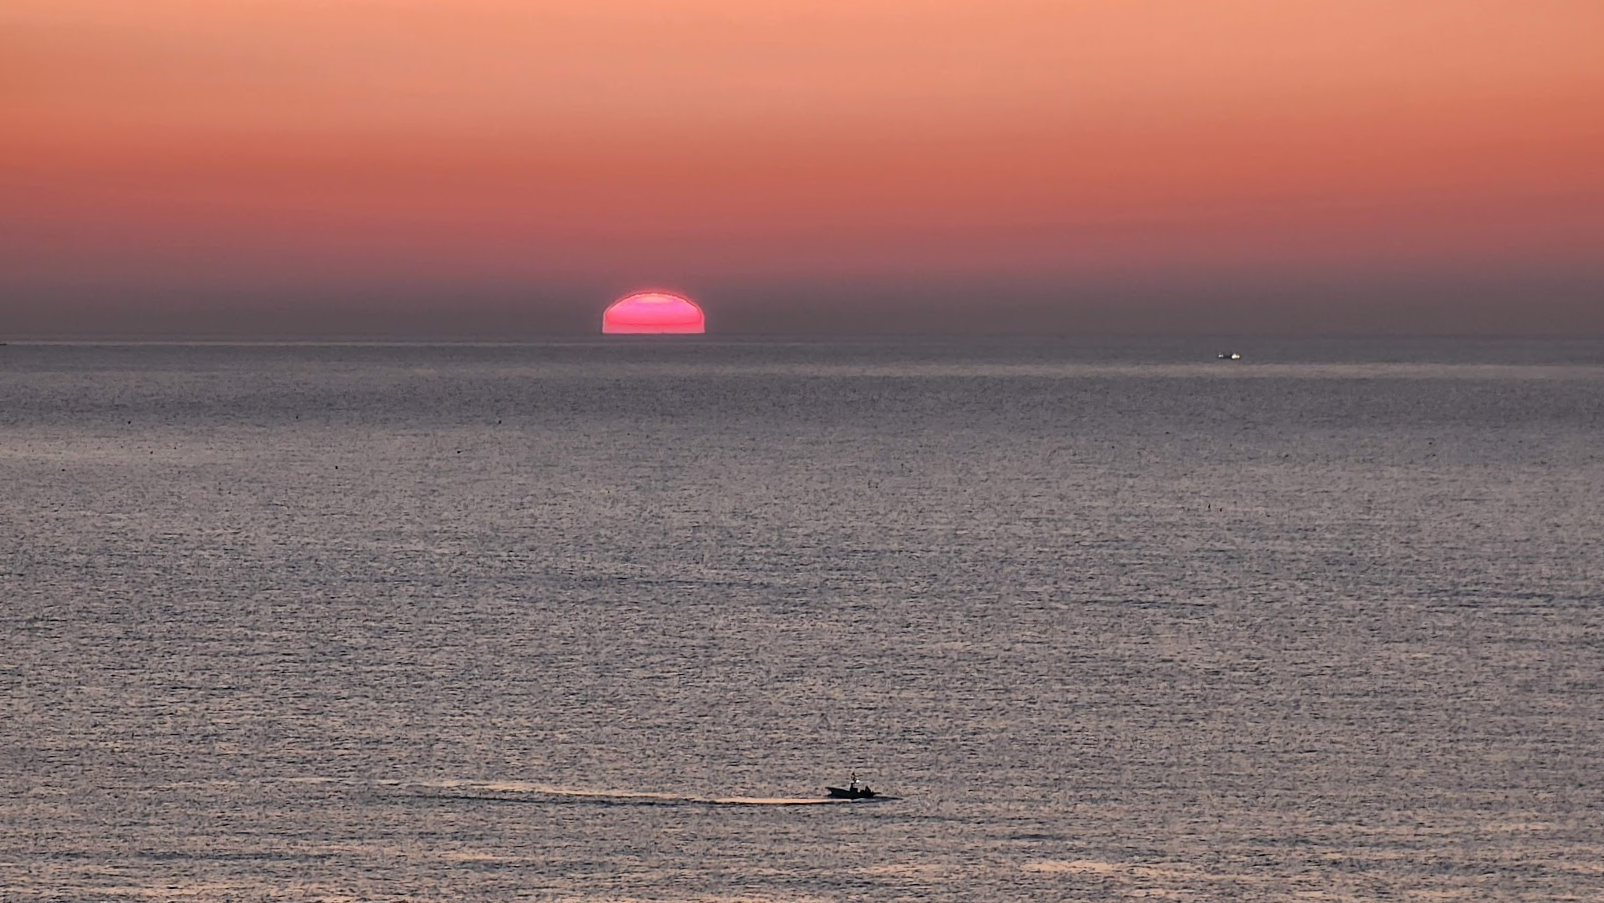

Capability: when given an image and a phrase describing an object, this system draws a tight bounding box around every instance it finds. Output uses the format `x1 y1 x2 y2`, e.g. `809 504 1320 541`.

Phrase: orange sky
3 0 1603 335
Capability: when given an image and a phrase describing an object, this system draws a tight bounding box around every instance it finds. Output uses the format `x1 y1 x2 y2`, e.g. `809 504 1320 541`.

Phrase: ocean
3 338 1602 902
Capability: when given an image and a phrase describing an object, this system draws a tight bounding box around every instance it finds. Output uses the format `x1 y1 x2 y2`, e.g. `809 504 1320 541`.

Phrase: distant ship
1217 352 1242 361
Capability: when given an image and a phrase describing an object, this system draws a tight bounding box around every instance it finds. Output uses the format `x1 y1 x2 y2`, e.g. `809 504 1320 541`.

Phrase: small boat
826 774 876 799
1217 352 1242 361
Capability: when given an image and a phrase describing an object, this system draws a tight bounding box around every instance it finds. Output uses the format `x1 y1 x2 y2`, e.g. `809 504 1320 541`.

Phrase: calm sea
3 338 1602 902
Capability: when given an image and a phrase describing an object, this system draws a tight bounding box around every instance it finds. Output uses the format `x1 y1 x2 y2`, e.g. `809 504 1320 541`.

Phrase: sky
3 0 1602 337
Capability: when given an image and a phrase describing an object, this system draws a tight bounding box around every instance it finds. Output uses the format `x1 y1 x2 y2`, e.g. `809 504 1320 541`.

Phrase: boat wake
408 781 843 807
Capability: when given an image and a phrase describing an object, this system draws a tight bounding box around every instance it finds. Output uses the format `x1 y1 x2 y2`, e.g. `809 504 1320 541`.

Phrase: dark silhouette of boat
826 774 876 799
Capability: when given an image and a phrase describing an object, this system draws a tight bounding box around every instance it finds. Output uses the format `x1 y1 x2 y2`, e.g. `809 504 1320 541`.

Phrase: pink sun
602 290 706 334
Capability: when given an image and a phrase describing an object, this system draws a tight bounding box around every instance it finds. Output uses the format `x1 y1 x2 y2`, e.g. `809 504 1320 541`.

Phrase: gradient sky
3 0 1602 337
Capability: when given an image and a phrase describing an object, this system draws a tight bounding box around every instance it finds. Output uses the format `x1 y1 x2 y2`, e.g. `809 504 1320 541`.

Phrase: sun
602 290 706 334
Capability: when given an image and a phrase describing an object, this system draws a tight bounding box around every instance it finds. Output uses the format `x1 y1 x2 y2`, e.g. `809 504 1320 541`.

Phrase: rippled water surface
4 338 1603 901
